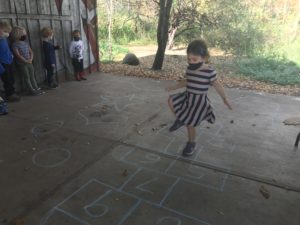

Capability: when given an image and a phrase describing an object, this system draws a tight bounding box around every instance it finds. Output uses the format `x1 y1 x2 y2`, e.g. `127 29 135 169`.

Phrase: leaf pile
101 53 300 96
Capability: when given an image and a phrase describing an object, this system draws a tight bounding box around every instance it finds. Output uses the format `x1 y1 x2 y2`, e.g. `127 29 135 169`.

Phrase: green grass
127 38 157 46
235 56 300 85
99 42 129 62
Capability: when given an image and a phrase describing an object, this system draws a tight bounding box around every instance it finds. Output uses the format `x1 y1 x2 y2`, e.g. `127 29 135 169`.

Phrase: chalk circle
32 148 71 168
84 203 109 218
31 121 64 137
157 216 182 225
140 153 161 164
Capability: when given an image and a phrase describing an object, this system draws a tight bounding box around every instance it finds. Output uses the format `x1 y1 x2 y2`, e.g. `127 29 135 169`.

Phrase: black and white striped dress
171 64 217 127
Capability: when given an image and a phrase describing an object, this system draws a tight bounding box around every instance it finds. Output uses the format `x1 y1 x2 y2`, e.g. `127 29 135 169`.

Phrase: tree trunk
152 0 173 70
166 26 177 50
107 0 114 60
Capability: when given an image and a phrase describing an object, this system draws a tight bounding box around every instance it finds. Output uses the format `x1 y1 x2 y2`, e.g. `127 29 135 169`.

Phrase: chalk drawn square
122 149 175 172
166 161 230 192
41 208 85 225
122 168 178 205
55 180 139 225
122 201 210 225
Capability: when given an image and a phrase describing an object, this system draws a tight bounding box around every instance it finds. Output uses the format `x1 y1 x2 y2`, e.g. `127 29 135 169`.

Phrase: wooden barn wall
0 0 99 87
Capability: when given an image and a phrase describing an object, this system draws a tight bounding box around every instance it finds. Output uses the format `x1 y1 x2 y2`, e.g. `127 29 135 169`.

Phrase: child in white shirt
69 30 86 81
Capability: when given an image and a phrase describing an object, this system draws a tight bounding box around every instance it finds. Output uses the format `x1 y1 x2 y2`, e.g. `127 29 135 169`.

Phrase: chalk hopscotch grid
41 145 226 225
119 148 231 192
41 178 211 225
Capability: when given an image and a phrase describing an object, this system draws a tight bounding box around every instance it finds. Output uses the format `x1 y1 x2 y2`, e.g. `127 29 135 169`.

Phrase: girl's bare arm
29 48 34 62
212 79 232 110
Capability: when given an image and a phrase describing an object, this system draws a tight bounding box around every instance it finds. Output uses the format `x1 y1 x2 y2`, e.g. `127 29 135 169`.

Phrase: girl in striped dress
166 39 232 157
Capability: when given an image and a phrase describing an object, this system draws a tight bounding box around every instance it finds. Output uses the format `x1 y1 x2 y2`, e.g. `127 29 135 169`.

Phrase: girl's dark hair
187 39 210 58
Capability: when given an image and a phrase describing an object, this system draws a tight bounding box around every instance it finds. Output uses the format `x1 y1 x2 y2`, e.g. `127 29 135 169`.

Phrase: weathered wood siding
0 0 99 85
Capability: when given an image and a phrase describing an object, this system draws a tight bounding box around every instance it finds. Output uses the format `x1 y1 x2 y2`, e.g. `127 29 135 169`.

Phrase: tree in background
152 0 173 70
166 0 216 50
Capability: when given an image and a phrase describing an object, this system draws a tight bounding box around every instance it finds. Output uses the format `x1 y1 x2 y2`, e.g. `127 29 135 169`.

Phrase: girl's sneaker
182 142 196 156
169 119 184 132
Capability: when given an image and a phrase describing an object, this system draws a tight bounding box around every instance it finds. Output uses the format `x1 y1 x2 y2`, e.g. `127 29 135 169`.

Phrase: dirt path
128 45 186 58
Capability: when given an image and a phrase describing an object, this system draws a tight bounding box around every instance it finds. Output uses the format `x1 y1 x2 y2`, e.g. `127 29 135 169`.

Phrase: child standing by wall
41 27 60 88
0 21 20 102
69 30 86 81
166 39 232 157
11 26 41 96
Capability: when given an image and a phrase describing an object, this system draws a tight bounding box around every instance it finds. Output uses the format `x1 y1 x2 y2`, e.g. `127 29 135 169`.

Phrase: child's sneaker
169 119 184 132
30 90 41 96
182 142 196 157
0 98 8 115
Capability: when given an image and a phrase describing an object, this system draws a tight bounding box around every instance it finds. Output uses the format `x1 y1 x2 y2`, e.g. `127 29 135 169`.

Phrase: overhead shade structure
0 0 99 84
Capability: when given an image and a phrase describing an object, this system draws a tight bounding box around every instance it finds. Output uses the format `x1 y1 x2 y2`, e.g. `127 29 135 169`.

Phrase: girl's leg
79 60 86 80
187 125 196 142
21 64 34 91
182 125 196 156
168 96 185 132
168 96 175 115
28 64 39 90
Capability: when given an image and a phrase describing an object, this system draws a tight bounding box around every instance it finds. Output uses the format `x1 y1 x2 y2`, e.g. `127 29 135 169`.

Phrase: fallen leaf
101 53 300 96
259 185 270 199
122 169 128 177
216 210 225 216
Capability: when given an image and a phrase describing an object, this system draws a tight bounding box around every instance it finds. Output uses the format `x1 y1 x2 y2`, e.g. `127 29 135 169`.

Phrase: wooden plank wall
0 0 99 87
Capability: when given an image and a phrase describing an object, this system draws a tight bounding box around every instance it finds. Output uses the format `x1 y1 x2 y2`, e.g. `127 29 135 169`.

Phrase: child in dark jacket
0 21 20 102
41 27 60 88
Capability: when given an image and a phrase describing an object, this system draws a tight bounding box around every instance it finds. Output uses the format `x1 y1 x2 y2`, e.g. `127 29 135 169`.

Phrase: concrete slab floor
0 73 299 225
